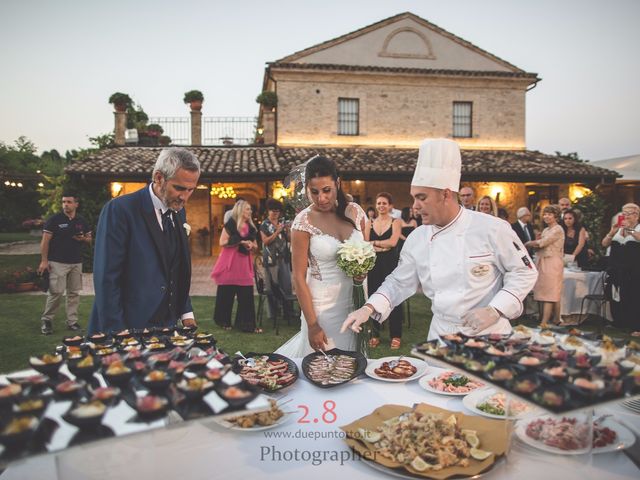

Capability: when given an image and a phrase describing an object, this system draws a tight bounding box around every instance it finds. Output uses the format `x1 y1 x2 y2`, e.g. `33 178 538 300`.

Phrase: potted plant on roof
109 92 133 113
256 91 278 111
183 90 204 112
159 135 172 146
138 124 163 147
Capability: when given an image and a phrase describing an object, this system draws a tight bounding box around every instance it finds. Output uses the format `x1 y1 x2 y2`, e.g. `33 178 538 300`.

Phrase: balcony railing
149 116 258 146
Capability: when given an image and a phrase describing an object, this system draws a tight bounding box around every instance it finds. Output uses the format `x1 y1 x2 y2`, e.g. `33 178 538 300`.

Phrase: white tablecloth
3 361 638 480
561 269 609 318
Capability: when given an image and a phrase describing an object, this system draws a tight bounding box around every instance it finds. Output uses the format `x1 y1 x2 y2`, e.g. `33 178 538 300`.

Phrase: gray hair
517 207 531 219
152 147 200 181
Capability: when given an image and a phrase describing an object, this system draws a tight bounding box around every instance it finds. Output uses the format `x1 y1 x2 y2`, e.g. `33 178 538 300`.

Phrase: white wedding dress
275 204 365 357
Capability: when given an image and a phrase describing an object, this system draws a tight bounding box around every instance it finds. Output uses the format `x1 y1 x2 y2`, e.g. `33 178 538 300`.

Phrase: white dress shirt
148 184 194 321
367 207 538 340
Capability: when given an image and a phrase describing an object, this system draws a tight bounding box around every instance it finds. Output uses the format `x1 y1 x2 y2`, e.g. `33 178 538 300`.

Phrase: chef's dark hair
305 155 355 228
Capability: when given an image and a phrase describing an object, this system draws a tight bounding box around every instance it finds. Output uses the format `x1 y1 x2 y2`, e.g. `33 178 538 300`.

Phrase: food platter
419 371 484 397
514 416 635 455
232 352 298 392
365 357 428 383
301 349 366 388
462 387 537 419
341 403 509 479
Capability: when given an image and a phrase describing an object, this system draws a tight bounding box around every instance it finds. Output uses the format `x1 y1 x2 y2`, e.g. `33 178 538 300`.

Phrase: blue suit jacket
88 186 193 334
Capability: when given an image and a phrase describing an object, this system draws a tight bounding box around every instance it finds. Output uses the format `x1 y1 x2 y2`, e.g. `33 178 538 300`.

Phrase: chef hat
411 139 461 192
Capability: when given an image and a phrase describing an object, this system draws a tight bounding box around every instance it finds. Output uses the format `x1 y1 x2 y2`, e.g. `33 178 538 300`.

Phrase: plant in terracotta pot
256 91 277 110
146 124 164 138
159 135 172 146
183 90 204 111
108 92 133 113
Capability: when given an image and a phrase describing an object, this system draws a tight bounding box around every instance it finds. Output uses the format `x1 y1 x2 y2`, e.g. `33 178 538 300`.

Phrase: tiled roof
67 146 618 183
269 62 539 81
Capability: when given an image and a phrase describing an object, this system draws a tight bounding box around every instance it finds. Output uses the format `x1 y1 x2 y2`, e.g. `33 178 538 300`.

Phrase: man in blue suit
88 148 200 334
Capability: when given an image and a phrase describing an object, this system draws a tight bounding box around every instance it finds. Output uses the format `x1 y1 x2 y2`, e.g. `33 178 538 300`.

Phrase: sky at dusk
0 0 638 161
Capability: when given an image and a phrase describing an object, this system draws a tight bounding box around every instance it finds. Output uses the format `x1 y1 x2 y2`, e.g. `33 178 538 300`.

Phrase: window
338 98 359 135
453 101 472 138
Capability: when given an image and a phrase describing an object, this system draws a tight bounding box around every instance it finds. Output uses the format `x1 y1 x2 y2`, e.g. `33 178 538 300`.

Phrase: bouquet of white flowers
336 237 377 355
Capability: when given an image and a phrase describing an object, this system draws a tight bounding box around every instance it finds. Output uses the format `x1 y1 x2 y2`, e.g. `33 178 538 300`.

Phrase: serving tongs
318 349 335 364
388 355 405 369
235 351 256 368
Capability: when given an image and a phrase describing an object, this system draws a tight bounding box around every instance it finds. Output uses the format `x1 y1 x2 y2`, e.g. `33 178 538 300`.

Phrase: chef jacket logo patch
470 264 491 277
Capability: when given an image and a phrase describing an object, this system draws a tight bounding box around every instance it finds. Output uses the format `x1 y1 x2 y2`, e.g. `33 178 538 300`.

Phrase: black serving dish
531 384 572 412
141 370 173 392
102 366 134 387
89 386 121 406
0 416 39 450
68 356 98 380
29 354 64 377
214 383 259 409
484 364 523 384
0 383 22 407
176 377 215 400
301 348 367 389
88 332 109 344
12 397 48 417
62 401 107 429
62 335 84 347
134 395 169 421
54 380 85 400
507 372 541 396
232 352 299 392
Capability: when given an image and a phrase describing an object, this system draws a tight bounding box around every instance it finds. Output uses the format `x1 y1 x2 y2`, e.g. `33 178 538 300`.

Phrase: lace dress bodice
291 203 365 282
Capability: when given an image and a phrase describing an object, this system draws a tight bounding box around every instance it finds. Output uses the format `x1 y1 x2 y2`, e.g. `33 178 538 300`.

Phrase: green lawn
2 293 630 375
0 232 39 244
0 294 433 373
0 254 40 271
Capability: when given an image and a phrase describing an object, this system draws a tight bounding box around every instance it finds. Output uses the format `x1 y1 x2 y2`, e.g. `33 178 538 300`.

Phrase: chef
341 138 538 339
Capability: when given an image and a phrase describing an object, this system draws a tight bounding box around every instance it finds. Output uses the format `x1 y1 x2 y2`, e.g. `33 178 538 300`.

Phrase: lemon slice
470 448 492 460
358 428 381 443
445 414 457 426
410 456 429 472
461 428 477 436
465 433 480 448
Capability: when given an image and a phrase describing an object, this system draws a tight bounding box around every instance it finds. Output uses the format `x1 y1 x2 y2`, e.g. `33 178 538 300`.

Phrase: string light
210 185 237 199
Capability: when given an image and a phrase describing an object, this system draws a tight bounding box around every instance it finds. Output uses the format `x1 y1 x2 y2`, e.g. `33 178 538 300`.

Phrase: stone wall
273 70 528 150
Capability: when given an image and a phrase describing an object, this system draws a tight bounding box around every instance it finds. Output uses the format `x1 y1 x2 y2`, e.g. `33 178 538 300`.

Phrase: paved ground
0 241 220 296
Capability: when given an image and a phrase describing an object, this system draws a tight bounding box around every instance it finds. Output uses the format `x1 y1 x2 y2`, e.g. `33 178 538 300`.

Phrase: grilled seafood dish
374 359 417 379
237 355 296 390
307 355 356 385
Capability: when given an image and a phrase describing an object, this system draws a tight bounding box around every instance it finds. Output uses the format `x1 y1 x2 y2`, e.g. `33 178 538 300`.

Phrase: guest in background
525 205 565 328
365 192 404 349
497 208 509 222
259 199 294 325
398 206 417 252
459 186 475 210
211 200 260 333
558 197 571 214
512 207 535 257
411 206 422 226
366 206 376 222
602 203 640 332
562 209 588 268
477 195 498 216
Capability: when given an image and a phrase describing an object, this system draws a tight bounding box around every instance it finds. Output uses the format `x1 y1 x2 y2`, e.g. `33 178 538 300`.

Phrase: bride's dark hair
305 155 355 228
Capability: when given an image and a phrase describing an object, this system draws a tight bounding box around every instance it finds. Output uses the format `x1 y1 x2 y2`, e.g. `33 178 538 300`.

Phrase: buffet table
3 361 639 480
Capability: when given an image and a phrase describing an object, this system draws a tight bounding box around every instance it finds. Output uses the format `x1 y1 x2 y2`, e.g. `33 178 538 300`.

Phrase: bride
275 156 365 357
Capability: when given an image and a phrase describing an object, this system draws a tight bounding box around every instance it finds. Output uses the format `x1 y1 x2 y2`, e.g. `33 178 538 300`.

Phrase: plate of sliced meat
365 356 428 383
302 349 367 388
232 353 298 391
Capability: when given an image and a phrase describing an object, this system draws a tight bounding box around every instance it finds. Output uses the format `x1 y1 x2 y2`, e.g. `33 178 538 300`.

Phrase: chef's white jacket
367 207 538 339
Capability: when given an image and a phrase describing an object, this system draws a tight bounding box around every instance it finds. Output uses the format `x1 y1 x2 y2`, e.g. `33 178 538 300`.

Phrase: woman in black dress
602 203 640 332
398 207 417 252
562 209 588 268
365 192 404 349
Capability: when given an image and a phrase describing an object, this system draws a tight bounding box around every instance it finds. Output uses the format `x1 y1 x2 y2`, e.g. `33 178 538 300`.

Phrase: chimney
262 107 276 144
190 108 202 146
114 111 126 146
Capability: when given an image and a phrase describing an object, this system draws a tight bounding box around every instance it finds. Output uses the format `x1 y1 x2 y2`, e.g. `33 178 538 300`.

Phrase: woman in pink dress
525 204 565 328
211 200 260 333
